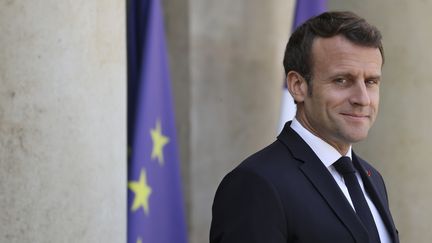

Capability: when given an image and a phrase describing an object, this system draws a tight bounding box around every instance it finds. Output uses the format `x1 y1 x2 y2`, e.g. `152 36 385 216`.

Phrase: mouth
340 113 370 121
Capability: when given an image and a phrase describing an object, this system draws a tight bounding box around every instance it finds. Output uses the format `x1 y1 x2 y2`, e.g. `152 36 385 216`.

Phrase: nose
349 81 370 106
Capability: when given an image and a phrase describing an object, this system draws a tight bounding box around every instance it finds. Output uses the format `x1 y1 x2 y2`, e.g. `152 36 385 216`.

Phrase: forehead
311 35 382 76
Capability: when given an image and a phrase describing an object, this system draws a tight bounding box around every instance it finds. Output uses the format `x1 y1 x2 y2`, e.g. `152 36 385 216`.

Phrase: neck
295 114 351 156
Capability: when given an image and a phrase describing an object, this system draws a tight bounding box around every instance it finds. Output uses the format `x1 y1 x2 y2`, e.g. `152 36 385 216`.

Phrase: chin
341 128 370 143
346 132 369 143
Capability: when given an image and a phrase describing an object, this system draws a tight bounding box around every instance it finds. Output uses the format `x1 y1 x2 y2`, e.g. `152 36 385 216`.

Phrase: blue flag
278 0 327 132
127 0 188 243
292 0 327 29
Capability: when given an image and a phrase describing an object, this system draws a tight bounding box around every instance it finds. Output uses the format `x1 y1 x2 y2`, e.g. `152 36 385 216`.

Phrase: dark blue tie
334 156 381 243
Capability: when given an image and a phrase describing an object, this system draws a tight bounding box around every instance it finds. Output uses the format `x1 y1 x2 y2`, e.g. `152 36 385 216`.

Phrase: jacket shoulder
236 140 297 173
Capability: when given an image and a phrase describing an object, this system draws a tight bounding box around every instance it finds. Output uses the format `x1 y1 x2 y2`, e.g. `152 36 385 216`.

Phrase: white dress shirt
290 118 391 243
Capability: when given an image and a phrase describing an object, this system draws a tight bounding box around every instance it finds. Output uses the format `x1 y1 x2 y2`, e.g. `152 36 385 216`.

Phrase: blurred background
1 0 431 242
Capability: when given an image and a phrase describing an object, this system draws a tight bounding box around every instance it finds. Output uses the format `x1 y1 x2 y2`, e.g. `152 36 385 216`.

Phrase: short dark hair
283 11 384 84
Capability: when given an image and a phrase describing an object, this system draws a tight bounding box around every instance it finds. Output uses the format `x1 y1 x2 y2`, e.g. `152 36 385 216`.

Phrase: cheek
322 92 347 110
370 92 380 110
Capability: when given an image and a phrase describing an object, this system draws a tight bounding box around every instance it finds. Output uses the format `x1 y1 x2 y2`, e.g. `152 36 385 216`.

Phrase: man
210 11 399 243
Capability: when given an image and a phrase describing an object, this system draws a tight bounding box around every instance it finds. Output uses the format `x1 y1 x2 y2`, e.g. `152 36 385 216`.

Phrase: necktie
334 156 381 243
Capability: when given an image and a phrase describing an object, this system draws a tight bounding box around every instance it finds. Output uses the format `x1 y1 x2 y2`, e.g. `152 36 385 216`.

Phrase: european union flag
127 0 188 242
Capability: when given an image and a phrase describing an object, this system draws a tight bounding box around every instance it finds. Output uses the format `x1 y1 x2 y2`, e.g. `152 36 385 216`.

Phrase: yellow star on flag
128 169 152 215
136 238 142 243
150 119 170 165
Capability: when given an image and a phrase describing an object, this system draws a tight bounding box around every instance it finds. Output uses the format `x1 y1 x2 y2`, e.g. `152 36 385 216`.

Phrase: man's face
297 35 382 152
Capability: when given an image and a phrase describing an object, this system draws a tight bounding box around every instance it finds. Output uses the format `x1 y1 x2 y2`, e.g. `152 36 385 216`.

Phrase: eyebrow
366 75 382 80
330 73 381 80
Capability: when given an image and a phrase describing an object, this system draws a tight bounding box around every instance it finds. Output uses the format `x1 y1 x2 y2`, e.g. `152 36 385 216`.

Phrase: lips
341 113 369 118
340 113 370 121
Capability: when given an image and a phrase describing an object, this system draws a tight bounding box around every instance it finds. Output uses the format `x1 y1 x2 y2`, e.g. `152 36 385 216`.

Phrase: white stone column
0 1 126 242
188 1 295 242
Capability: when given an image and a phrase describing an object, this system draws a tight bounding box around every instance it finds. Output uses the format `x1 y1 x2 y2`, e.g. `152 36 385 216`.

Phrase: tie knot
333 156 356 175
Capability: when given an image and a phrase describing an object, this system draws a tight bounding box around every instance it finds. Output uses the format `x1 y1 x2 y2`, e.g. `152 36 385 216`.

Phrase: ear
286 71 308 103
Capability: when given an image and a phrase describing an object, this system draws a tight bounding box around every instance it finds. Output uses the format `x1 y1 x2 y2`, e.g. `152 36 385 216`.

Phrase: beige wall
329 1 432 242
0 1 126 242
187 0 295 242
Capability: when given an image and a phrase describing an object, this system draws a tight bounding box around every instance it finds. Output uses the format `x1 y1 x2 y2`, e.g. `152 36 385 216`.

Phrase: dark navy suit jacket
210 122 399 243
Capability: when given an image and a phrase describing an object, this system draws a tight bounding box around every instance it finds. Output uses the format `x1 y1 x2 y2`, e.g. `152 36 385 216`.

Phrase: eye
334 78 347 85
365 79 380 86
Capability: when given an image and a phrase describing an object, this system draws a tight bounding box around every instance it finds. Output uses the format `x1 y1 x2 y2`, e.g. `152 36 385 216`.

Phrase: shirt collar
290 118 352 168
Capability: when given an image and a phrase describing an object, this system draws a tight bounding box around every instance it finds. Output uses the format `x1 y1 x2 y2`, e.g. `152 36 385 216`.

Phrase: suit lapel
277 123 369 243
352 154 399 243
